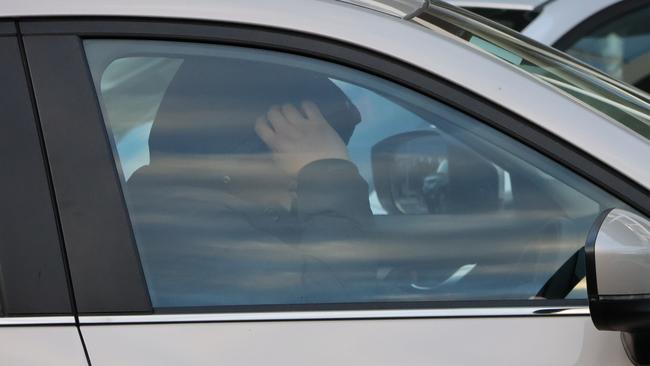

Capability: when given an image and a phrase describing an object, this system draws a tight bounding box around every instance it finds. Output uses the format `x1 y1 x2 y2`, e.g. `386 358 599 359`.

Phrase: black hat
148 56 361 161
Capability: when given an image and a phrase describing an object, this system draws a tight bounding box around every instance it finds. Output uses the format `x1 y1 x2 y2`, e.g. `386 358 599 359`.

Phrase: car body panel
0 324 87 366
339 0 429 18
446 0 545 11
80 316 629 366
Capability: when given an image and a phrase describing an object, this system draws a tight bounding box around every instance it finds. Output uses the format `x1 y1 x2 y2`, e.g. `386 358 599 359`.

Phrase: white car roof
444 0 546 11
2 0 649 189
522 0 622 45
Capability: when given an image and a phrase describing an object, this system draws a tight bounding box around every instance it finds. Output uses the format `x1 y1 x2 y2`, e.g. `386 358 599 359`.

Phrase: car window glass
85 39 631 310
563 5 650 94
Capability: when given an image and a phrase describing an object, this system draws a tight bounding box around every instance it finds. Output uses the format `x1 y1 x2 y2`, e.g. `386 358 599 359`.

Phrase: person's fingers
267 105 291 133
254 116 276 147
281 104 306 126
301 101 326 124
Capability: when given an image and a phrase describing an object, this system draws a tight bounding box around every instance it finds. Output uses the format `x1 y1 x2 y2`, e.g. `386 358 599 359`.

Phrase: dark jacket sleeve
128 159 376 306
293 159 377 301
295 158 372 227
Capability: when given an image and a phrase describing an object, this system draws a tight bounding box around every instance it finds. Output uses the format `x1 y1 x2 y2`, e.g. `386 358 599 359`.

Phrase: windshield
413 1 650 140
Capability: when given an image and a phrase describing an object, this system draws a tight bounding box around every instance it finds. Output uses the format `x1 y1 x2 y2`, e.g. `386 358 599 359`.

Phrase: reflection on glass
85 40 632 309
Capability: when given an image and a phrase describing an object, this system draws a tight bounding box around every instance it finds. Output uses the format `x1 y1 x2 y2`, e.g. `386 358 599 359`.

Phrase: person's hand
254 101 350 177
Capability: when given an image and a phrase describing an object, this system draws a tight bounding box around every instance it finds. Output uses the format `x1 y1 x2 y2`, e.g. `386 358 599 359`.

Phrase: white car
448 0 650 93
1 0 649 365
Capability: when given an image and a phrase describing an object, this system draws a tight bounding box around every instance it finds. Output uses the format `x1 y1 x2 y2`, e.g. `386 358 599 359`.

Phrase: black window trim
19 17 650 316
22 32 153 315
0 21 15 35
553 0 650 50
0 24 73 316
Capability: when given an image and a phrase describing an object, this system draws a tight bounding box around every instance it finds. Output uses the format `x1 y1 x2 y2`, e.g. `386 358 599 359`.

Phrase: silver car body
1 0 648 364
447 0 545 11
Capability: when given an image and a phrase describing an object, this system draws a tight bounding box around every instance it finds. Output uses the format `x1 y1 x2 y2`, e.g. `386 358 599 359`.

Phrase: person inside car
126 56 375 307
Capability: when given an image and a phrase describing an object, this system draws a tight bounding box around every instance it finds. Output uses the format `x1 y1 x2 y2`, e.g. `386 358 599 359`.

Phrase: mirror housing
586 208 650 365
371 131 501 215
371 131 448 215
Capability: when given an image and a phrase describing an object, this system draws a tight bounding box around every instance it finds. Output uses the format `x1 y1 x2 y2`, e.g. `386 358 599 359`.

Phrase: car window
562 4 650 94
85 39 631 310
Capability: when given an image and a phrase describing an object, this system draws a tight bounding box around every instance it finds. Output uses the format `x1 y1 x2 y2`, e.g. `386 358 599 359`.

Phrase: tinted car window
563 5 650 94
86 39 630 310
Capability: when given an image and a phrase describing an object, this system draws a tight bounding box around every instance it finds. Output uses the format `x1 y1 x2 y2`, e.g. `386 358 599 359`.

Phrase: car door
22 19 649 366
0 21 88 366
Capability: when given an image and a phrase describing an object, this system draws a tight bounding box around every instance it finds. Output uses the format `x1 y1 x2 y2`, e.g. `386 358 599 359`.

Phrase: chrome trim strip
599 293 650 301
80 306 589 324
0 316 76 326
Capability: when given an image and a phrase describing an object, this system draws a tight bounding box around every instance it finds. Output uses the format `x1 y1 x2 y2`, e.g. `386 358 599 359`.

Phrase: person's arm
295 158 372 231
294 158 376 302
255 101 376 300
254 100 372 232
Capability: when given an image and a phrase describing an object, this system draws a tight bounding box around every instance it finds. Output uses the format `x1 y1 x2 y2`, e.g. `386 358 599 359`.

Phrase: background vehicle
1 0 649 365
447 0 650 93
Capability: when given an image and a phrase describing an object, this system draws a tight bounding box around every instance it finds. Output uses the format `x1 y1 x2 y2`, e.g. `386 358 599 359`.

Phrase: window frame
20 17 650 316
0 22 73 316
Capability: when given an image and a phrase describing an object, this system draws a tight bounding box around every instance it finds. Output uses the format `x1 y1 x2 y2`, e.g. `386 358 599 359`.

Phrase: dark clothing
126 54 373 308
147 57 361 159
127 158 374 307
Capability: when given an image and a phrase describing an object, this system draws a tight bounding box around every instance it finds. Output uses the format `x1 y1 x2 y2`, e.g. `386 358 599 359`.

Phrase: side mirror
371 131 448 215
371 131 501 215
586 208 650 365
